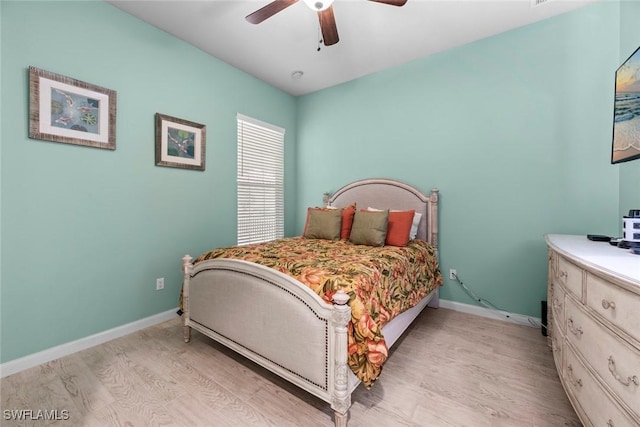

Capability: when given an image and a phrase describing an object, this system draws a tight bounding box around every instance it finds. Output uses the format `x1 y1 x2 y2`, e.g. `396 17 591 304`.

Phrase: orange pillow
385 210 415 246
339 204 356 240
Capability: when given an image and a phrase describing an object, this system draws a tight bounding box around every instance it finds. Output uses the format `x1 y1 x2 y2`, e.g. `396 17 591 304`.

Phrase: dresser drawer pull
567 364 582 388
607 356 639 387
607 420 614 427
559 270 568 279
567 318 583 336
601 299 616 310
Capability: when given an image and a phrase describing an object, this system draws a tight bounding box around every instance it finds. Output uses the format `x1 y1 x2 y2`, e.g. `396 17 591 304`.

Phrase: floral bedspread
188 237 442 387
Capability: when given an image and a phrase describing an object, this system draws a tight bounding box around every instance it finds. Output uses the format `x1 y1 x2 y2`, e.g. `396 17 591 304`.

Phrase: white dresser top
545 234 640 287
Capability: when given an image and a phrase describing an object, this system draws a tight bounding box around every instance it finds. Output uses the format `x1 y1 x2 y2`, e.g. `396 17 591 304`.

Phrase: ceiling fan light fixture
302 0 334 11
246 0 405 48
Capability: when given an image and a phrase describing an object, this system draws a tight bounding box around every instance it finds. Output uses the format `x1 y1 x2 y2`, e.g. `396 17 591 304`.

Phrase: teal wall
0 1 297 363
619 0 640 215
296 1 622 317
1 0 634 365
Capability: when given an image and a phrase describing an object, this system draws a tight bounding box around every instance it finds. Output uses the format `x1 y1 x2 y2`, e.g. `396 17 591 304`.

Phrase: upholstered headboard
326 178 439 247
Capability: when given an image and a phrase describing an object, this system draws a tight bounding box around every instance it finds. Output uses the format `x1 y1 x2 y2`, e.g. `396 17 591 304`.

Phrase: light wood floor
1 308 581 426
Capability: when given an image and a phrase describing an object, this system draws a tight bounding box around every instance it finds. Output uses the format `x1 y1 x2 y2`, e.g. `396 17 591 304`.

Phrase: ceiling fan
245 0 407 47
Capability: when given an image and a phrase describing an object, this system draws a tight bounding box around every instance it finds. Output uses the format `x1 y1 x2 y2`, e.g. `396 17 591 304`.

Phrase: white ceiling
107 0 598 96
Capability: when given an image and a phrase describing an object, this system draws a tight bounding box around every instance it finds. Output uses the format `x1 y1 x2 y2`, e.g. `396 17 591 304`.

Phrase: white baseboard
0 308 179 378
0 302 541 378
439 299 542 329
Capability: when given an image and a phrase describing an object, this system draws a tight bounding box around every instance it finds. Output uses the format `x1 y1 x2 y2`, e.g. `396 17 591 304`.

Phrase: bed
180 178 442 426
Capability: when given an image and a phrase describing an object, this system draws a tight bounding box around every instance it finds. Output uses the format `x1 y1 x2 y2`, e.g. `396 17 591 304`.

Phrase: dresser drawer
565 297 640 418
557 256 583 300
564 346 639 427
586 272 640 344
551 284 566 335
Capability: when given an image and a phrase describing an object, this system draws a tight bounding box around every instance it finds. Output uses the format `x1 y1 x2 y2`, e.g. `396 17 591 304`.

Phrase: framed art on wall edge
155 113 206 171
29 66 117 150
612 46 640 164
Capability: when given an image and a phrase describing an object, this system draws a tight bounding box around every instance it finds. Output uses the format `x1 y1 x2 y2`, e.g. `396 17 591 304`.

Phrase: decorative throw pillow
303 208 342 240
309 203 356 240
338 204 356 240
385 210 415 246
368 207 422 242
302 207 329 235
349 210 389 246
409 212 422 240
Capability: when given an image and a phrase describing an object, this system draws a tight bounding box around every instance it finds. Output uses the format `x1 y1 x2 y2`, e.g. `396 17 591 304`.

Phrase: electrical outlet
449 269 457 280
156 278 164 291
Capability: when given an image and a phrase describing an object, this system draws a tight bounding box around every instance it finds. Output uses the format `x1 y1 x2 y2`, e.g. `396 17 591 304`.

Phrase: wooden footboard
181 255 352 425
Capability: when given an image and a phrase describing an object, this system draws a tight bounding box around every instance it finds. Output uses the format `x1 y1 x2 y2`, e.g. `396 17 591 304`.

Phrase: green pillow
304 209 342 240
349 210 389 246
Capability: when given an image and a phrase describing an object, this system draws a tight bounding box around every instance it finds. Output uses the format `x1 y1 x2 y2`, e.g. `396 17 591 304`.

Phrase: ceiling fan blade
368 0 407 6
318 6 339 46
246 0 299 24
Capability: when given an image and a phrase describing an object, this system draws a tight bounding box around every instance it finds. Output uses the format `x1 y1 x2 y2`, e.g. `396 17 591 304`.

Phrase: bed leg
182 254 193 343
331 290 351 427
183 322 191 343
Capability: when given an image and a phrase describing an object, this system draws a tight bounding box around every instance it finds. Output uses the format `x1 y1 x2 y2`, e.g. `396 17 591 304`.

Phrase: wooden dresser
546 234 640 426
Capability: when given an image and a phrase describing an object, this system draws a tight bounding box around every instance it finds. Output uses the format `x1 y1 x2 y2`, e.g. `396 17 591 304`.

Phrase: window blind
237 114 285 246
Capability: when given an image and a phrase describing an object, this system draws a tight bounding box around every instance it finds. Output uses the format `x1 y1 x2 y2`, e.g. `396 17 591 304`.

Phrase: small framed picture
155 113 206 171
29 66 117 150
